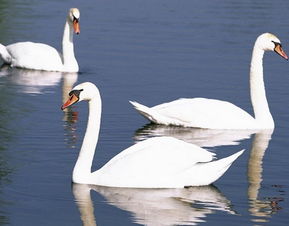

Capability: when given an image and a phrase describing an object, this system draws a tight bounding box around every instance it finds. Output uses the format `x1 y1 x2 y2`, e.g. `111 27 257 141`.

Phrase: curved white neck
62 20 78 71
250 45 274 128
73 95 101 183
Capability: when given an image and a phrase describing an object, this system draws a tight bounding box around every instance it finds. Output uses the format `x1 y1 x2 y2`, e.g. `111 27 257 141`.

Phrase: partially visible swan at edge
0 8 80 72
61 82 244 188
130 33 288 129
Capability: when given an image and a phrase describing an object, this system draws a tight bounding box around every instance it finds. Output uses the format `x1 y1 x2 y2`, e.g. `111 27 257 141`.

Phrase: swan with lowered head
61 82 244 188
0 8 80 72
130 33 288 129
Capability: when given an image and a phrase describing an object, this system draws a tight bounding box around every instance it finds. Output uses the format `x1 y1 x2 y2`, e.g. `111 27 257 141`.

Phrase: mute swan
0 8 80 72
61 82 244 188
130 33 288 129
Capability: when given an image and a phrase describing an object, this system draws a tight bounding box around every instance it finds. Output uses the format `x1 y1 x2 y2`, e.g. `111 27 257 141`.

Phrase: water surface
0 0 289 225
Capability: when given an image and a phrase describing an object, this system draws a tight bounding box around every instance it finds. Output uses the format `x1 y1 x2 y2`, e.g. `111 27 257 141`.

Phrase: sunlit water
0 0 289 225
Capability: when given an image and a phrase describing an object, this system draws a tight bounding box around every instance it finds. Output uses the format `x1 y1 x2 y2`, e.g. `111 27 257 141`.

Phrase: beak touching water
274 43 288 60
61 94 79 110
73 19 80 34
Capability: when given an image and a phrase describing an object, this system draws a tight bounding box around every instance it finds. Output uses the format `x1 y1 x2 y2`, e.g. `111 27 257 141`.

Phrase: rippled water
0 0 289 225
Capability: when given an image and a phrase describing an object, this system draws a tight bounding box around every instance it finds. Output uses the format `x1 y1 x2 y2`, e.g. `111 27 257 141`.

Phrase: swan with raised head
61 82 244 188
0 8 80 72
130 33 288 129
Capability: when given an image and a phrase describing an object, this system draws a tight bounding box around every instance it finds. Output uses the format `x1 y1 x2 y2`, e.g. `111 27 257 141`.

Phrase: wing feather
153 98 256 128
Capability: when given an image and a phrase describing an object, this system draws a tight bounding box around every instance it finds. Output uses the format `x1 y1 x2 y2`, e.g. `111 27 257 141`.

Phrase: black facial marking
272 40 282 47
69 89 83 98
73 16 79 23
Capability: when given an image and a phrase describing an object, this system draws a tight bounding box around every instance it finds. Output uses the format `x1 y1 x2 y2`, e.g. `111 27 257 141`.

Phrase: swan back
6 42 63 71
154 98 257 129
92 137 217 187
91 136 243 188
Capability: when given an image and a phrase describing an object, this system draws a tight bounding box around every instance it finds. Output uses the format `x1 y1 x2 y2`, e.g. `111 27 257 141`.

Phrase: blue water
0 0 289 225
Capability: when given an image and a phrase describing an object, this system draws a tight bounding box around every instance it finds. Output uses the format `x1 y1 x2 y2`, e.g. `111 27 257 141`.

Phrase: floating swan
61 82 244 188
0 8 80 72
130 33 288 129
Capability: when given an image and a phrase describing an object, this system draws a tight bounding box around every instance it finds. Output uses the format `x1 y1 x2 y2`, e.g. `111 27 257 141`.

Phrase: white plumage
0 8 80 72
62 82 244 188
130 98 256 129
131 33 288 129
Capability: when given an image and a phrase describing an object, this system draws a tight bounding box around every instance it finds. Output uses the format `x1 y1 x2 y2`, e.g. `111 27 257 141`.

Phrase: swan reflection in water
0 66 79 147
0 66 63 94
0 65 78 96
247 130 284 223
61 72 78 147
72 183 236 226
134 126 284 222
134 123 256 147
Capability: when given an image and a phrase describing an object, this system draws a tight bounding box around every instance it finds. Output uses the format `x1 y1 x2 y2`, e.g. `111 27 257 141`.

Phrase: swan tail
185 150 245 186
130 101 187 126
0 44 12 64
129 101 164 124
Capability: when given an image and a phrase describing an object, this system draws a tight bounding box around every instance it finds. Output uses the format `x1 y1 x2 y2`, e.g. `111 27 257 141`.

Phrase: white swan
130 33 288 129
0 8 80 72
61 82 244 188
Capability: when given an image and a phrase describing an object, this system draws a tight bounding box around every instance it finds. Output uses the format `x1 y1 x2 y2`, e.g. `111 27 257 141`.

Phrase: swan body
130 98 257 129
61 82 244 188
0 8 80 72
130 33 288 129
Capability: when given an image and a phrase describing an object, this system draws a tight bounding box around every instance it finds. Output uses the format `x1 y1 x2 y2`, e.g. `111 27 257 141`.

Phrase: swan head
68 8 80 35
61 82 100 110
256 33 288 60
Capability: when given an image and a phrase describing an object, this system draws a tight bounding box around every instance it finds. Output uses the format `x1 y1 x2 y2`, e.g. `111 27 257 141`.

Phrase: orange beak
61 94 79 110
274 43 288 60
73 19 80 35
